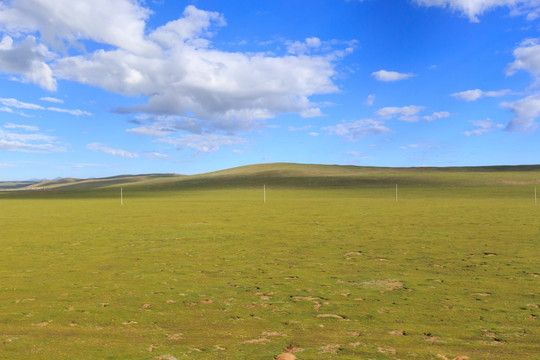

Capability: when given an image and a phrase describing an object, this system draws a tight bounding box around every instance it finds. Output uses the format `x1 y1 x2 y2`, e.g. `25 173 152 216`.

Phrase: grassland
0 163 538 359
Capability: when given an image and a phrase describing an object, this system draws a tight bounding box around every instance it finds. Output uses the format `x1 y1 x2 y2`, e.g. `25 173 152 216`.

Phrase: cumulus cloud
287 37 322 54
506 38 540 76
0 0 154 54
501 39 540 132
0 35 57 90
371 70 415 82
463 119 504 135
376 105 425 122
413 0 540 22
502 93 540 132
326 119 391 140
452 88 511 101
0 2 351 142
86 143 138 158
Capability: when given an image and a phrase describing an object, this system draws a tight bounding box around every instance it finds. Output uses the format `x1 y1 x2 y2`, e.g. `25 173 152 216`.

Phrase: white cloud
40 96 63 103
287 37 323 54
0 0 155 54
413 0 540 22
0 35 57 90
0 123 64 152
157 133 245 153
288 125 312 131
363 94 375 106
503 39 540 132
0 139 62 152
0 2 350 137
452 88 511 101
501 93 540 132
148 5 225 50
0 97 43 110
371 70 415 82
506 38 540 76
423 111 451 121
452 89 483 101
376 105 425 122
127 117 203 137
463 119 504 135
309 132 319 136
144 152 171 160
0 97 91 116
326 119 391 140
4 122 39 131
47 107 92 116
400 143 441 149
86 143 138 158
485 90 513 97
300 107 324 118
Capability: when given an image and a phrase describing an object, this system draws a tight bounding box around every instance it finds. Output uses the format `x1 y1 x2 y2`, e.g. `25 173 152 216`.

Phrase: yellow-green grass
0 165 539 359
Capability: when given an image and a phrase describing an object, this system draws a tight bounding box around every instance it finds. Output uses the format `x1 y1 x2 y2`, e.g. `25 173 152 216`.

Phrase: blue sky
0 0 539 180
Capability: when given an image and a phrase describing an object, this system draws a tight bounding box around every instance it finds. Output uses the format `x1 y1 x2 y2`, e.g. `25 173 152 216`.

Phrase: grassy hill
0 162 539 359
1 163 540 192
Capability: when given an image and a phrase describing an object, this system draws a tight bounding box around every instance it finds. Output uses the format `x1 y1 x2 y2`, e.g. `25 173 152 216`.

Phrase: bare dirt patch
32 321 50 327
317 314 345 320
243 337 270 344
319 344 341 354
377 346 396 355
166 333 183 340
275 353 297 360
360 279 404 291
262 331 285 337
424 334 446 344
152 355 177 360
436 355 469 360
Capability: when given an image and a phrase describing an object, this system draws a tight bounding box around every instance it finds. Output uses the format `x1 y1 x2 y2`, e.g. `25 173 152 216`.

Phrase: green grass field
0 164 539 359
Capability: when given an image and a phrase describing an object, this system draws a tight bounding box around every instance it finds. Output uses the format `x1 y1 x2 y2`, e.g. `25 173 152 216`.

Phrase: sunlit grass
0 170 539 359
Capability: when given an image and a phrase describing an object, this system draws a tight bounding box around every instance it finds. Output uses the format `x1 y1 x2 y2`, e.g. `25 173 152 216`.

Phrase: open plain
0 164 538 359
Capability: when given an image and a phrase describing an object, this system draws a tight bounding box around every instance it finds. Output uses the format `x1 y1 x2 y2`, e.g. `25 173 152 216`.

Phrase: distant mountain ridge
1 163 539 191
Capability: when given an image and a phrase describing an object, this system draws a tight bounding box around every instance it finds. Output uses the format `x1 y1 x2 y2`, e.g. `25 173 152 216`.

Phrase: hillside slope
1 163 540 192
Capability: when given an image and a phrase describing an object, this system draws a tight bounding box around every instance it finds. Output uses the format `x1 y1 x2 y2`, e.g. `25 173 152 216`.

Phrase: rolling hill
1 163 540 192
